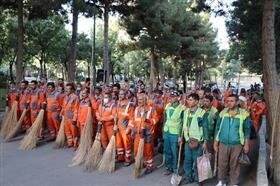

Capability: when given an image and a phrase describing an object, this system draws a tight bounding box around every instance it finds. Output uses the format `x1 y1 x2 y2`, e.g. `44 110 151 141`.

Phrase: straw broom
19 108 45 150
1 101 18 139
69 106 93 167
84 122 103 171
133 126 145 178
97 118 118 173
5 108 27 142
0 99 9 131
53 116 66 149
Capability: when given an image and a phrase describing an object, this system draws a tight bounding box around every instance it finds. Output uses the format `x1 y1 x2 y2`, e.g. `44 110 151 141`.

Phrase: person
214 94 251 186
127 93 159 174
90 86 102 139
96 92 117 149
203 95 219 153
6 81 18 109
45 82 64 141
249 91 265 133
115 89 134 166
162 90 185 175
18 80 31 131
77 88 91 137
61 83 79 149
180 93 208 184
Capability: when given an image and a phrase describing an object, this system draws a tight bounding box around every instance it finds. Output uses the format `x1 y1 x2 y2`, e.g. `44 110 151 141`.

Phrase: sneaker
144 168 153 175
162 169 172 176
216 181 226 186
123 162 131 167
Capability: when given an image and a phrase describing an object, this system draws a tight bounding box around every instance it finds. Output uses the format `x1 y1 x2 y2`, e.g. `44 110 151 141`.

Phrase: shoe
180 178 193 185
162 169 172 176
144 168 153 175
216 181 226 186
123 162 131 167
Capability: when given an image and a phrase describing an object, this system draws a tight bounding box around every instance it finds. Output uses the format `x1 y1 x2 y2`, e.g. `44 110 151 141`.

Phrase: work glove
41 102 47 110
23 102 29 109
54 113 61 121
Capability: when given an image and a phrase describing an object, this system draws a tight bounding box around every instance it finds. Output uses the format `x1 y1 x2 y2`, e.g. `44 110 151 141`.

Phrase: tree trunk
103 0 110 84
15 0 24 85
262 0 280 184
67 0 79 82
150 46 157 91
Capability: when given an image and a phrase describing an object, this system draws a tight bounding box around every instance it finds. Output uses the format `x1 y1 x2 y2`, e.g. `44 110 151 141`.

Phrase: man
62 83 79 148
249 91 265 133
162 90 185 175
203 95 219 143
90 86 102 138
96 92 117 149
77 88 91 137
46 82 64 141
214 94 251 186
127 93 159 174
181 93 208 184
18 80 31 131
7 81 18 109
197 88 205 108
115 89 134 166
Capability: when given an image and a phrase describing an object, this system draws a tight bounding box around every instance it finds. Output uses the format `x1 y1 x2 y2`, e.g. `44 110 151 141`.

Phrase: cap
239 96 247 102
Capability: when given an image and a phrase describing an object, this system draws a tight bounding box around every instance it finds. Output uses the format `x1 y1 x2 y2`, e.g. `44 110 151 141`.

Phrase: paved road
0 133 258 186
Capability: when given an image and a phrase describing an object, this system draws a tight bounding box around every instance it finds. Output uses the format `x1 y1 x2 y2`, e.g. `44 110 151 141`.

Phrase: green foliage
226 0 280 74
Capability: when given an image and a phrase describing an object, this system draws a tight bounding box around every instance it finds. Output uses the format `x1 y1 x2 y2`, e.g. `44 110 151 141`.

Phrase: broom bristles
84 132 102 171
19 109 44 150
97 135 116 173
1 101 18 138
134 138 145 178
5 108 27 142
53 116 66 149
69 107 93 167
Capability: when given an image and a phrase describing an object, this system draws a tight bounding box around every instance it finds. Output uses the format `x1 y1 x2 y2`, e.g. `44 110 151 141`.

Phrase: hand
178 137 183 145
125 128 131 135
213 140 219 152
243 141 250 154
23 103 29 109
113 124 118 131
71 121 77 126
202 141 208 152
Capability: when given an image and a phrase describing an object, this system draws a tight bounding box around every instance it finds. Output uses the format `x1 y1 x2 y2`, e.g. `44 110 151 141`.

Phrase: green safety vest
163 103 185 135
183 107 205 142
216 108 247 145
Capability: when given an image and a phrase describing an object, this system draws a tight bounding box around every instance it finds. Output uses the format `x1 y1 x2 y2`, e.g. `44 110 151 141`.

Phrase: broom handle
176 130 184 174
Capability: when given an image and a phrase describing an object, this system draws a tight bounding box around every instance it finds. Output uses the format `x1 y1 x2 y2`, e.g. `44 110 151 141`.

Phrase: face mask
103 98 109 104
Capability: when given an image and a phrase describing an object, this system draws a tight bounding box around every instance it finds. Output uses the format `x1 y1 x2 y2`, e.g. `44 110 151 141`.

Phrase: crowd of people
5 78 266 186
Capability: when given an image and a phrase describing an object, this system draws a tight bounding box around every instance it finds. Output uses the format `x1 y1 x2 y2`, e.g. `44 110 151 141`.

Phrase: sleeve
243 117 251 140
214 114 222 141
72 97 79 122
201 113 209 141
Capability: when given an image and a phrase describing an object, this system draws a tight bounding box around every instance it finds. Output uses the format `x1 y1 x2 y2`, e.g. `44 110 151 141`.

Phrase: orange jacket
96 101 117 125
62 93 79 122
46 90 64 113
77 97 91 126
128 104 159 135
115 99 134 128
30 88 46 112
7 88 18 108
250 100 266 119
19 89 31 111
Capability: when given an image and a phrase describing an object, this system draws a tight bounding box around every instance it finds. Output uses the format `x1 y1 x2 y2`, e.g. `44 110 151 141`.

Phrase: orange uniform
62 93 79 148
30 88 46 124
96 101 117 149
90 97 101 138
7 88 18 109
151 97 165 141
77 97 91 136
18 89 31 130
212 98 223 112
250 99 266 133
128 105 159 170
115 99 134 163
46 90 64 140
